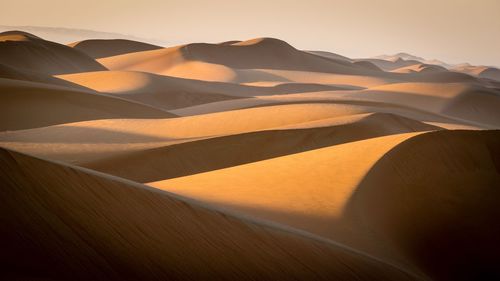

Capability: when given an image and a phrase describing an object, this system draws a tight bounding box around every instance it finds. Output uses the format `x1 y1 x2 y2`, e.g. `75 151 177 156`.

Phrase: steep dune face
69 39 162 59
0 147 417 281
0 78 173 131
0 31 106 74
345 130 500 280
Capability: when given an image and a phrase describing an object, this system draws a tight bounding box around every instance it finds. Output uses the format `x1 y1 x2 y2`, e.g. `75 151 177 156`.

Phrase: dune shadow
341 130 500 280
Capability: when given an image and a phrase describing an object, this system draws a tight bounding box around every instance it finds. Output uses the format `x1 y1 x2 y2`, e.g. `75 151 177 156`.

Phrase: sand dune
307 50 353 62
69 39 163 59
0 103 379 163
349 82 500 127
170 86 495 130
374 53 451 69
57 71 240 110
0 31 106 74
82 113 440 183
0 78 173 131
149 130 500 279
344 130 500 280
357 58 421 71
57 70 345 110
391 63 447 74
1 95 487 164
1 31 499 280
98 38 383 83
0 62 91 88
0 147 418 280
452 65 500 82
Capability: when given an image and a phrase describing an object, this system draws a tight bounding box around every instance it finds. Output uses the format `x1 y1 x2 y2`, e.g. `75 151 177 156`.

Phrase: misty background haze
2 0 499 66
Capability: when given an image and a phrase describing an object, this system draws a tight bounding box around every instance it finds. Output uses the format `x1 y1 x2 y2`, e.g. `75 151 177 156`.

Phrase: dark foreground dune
0 147 419 281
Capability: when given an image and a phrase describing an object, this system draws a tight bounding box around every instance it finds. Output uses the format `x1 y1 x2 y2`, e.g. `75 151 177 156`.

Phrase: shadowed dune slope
149 130 500 280
344 130 500 280
0 31 106 74
0 78 174 131
0 147 418 281
83 113 440 183
69 39 163 59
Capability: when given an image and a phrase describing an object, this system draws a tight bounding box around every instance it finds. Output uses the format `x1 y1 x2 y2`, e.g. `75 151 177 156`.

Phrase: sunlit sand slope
149 130 500 279
0 147 418 280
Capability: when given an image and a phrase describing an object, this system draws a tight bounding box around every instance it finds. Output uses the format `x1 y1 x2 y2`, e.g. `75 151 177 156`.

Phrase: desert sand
1 30 499 280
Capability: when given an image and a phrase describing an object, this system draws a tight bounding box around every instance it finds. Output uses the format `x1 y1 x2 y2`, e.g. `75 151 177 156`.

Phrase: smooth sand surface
1 32 499 280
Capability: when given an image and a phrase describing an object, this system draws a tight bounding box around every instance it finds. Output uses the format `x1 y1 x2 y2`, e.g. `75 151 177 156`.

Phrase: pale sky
2 0 499 66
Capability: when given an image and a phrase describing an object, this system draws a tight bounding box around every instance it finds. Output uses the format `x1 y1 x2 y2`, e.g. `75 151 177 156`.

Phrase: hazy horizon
2 0 500 66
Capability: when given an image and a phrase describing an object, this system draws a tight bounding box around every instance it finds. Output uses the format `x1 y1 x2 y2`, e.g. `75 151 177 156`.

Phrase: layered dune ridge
0 31 499 280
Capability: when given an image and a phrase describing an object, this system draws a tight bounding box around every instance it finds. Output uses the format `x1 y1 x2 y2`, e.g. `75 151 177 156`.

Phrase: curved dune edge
82 112 441 183
0 147 421 281
148 130 500 279
345 129 500 280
